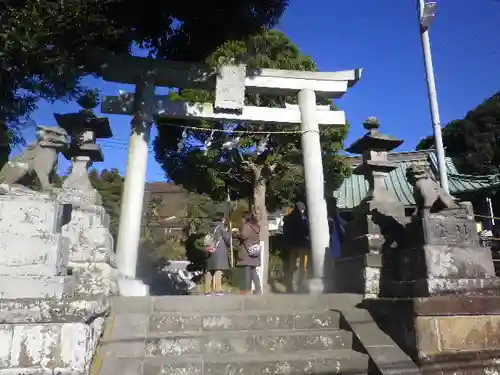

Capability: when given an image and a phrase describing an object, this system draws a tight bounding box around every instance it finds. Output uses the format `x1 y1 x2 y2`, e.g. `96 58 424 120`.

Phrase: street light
417 0 450 194
420 1 437 28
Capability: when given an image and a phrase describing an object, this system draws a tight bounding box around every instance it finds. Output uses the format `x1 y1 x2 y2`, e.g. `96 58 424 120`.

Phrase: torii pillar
114 75 156 296
98 52 362 295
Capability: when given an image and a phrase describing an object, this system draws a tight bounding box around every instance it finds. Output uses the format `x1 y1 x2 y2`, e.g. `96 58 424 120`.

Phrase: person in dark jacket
236 212 262 295
328 198 346 259
282 201 310 293
203 213 231 296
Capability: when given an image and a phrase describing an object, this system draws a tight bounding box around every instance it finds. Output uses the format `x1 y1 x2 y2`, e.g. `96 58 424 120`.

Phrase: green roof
334 151 500 209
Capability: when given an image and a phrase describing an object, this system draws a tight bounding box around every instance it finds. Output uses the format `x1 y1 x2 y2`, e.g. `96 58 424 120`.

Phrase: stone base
333 253 382 298
419 350 500 375
118 278 149 296
416 298 500 374
0 275 75 299
0 298 110 324
56 187 102 206
0 233 69 276
421 244 496 279
59 190 118 298
0 189 68 233
70 262 119 296
417 276 500 296
307 278 324 294
364 295 500 374
0 319 105 375
0 298 109 375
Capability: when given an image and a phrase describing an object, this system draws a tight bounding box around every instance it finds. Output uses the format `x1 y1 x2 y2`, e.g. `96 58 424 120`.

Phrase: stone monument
333 117 407 298
334 122 500 373
395 164 500 297
0 126 69 190
364 165 500 373
0 124 110 375
53 91 119 296
0 126 73 298
54 90 112 205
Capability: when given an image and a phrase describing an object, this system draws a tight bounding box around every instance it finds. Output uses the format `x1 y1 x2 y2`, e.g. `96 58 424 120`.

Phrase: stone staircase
93 294 369 375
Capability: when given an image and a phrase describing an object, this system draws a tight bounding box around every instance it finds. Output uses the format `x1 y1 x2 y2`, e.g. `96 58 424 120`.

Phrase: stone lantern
333 117 406 298
54 91 112 203
346 116 404 212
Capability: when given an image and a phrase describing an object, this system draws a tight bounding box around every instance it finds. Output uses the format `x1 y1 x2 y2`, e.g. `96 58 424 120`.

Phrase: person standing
203 213 231 296
324 198 346 292
328 198 346 260
282 201 310 293
236 212 262 295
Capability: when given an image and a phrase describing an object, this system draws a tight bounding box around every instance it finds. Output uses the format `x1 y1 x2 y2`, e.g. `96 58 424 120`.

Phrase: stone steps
110 293 363 313
100 349 369 375
94 294 369 375
103 328 352 357
148 310 340 334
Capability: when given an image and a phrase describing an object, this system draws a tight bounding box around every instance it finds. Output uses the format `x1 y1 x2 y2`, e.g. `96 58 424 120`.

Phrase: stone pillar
63 156 94 191
298 89 330 293
114 76 155 296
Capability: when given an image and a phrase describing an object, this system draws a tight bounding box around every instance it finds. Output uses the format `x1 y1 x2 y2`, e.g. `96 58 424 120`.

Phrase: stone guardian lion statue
0 126 69 190
406 164 458 214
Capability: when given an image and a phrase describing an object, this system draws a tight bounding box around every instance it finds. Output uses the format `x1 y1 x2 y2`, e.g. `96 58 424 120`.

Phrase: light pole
418 0 450 194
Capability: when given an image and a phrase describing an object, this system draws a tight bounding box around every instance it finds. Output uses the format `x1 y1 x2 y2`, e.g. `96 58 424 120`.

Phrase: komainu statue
406 164 458 214
0 126 69 190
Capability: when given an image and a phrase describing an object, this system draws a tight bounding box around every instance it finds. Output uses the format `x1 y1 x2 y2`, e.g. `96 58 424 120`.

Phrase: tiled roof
333 151 500 209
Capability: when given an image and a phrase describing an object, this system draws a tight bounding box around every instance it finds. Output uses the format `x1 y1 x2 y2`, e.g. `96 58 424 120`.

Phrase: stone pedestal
57 190 119 297
364 296 500 374
0 190 75 299
0 298 109 375
395 208 500 297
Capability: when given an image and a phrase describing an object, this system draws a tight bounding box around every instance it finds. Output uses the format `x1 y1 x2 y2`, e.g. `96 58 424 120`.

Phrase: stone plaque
422 210 479 247
214 64 246 113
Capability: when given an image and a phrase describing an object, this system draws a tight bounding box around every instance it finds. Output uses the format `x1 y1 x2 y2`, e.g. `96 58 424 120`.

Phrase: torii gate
98 52 362 296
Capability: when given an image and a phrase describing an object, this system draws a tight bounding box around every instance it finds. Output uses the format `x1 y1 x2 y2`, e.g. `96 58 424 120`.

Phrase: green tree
154 30 350 285
1 0 288 135
416 91 500 175
183 193 222 234
89 168 124 239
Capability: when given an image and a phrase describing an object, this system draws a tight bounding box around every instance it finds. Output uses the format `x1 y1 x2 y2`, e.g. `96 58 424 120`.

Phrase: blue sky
26 0 500 181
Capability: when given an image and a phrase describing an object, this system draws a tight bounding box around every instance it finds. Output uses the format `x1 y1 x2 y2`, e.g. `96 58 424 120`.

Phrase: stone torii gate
98 52 362 296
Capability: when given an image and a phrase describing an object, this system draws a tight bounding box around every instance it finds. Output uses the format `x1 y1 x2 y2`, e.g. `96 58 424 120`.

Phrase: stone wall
365 296 500 375
0 187 117 375
0 298 109 375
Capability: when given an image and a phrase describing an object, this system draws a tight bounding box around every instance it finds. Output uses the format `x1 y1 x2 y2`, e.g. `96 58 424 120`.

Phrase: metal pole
418 0 450 194
486 196 495 229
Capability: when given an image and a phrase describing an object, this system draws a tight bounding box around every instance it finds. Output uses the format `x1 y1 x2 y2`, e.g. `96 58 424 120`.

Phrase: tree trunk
252 168 269 291
0 124 10 170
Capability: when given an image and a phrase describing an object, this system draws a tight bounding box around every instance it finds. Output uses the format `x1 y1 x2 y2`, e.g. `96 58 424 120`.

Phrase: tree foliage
154 29 350 210
416 91 500 175
89 168 124 239
1 0 288 133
